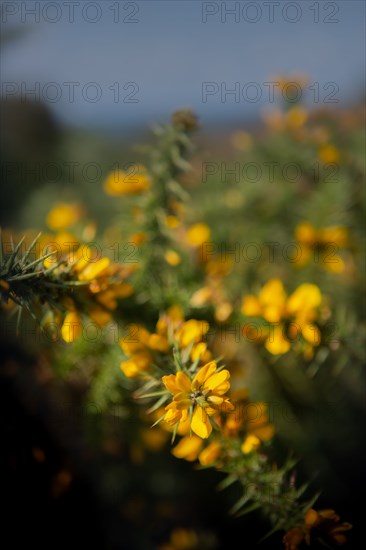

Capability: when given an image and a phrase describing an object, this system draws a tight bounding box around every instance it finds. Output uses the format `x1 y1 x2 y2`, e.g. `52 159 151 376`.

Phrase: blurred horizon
1 0 365 133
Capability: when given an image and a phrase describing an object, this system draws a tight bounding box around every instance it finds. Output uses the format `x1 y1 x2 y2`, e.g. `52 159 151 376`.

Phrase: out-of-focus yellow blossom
159 528 199 550
46 202 83 231
140 427 169 452
41 232 79 269
121 350 153 378
263 101 308 134
104 165 151 196
61 311 83 343
185 223 211 247
242 279 287 323
78 257 111 281
295 222 348 273
241 402 275 453
319 144 340 164
242 279 323 356
88 307 112 327
171 435 203 461
214 301 233 322
241 434 261 454
190 287 213 307
283 508 352 549
190 255 233 322
283 527 305 550
204 257 233 280
230 130 253 152
174 318 209 348
273 74 309 96
119 308 211 378
164 249 181 266
128 232 146 246
164 214 182 228
163 362 234 438
286 106 308 129
198 440 222 465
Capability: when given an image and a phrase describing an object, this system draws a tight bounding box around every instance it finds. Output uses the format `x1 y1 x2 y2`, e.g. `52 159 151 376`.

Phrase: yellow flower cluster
190 256 233 322
46 202 83 231
171 395 274 465
242 279 323 355
119 306 210 378
163 362 234 439
41 239 133 342
283 508 352 549
295 222 348 273
104 165 151 196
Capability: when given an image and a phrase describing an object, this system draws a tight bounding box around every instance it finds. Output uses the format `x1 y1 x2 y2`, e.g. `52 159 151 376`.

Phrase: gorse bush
1 84 364 548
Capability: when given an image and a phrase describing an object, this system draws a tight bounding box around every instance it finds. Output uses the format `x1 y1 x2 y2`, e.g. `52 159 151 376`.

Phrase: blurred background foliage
1 89 365 549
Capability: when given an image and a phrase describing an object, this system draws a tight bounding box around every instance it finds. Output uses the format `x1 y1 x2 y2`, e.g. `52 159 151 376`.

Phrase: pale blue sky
1 1 365 129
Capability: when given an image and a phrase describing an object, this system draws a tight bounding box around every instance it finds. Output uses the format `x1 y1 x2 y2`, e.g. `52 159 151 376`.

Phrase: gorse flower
318 144 340 164
283 508 352 549
46 202 83 231
119 306 210 378
104 165 151 196
163 362 234 438
242 279 323 355
185 223 211 247
295 222 348 273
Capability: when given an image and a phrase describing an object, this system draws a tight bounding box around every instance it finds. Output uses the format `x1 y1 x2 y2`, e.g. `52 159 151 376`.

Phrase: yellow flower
120 324 151 355
198 440 222 465
104 165 151 196
61 311 83 343
242 279 323 356
41 232 79 268
286 106 308 129
141 428 169 452
190 342 211 363
242 279 287 323
287 283 321 322
88 308 112 327
175 319 209 348
190 287 213 307
120 350 153 378
162 362 234 439
78 257 111 281
241 434 261 454
164 249 181 266
295 222 347 272
319 144 340 164
186 223 211 247
164 215 181 229
283 527 304 550
172 435 203 461
284 508 352 549
246 402 276 442
46 203 82 231
214 302 233 322
160 528 199 550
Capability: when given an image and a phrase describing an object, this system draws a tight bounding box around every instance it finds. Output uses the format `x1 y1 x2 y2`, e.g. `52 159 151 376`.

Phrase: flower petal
176 371 192 392
162 374 178 393
172 435 203 461
203 369 230 393
191 406 212 439
207 395 224 405
198 441 221 466
192 362 217 390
